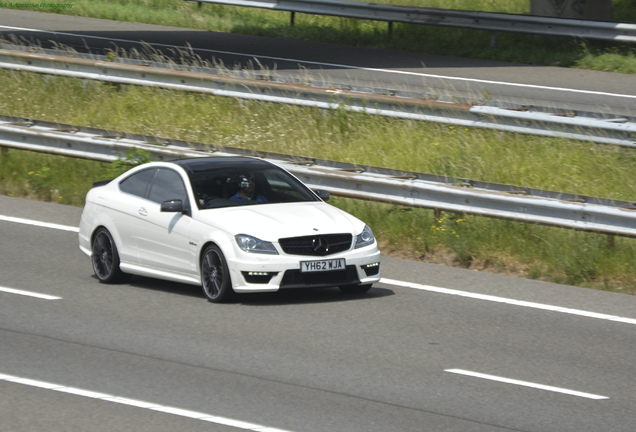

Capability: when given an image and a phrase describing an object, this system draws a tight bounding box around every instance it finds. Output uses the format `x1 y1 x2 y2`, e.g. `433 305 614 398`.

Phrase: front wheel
201 245 235 303
91 228 127 283
339 284 372 294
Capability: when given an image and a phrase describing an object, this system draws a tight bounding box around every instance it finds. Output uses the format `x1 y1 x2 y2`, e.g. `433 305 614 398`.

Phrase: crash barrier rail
185 0 636 44
1 48 634 148
1 115 636 238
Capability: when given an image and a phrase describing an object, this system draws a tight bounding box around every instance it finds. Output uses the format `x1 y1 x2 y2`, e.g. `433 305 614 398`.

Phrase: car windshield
188 164 320 209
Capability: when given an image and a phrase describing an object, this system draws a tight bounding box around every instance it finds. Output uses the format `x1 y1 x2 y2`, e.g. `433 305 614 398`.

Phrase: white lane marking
0 286 61 300
0 372 295 432
0 215 79 232
445 369 609 400
1 25 635 101
380 278 636 326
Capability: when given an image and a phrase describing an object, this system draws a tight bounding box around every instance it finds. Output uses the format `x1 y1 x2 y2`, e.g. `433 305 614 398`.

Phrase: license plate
300 258 346 273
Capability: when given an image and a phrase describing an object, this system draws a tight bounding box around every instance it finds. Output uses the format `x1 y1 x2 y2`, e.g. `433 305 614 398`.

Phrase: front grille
278 233 352 256
280 265 359 289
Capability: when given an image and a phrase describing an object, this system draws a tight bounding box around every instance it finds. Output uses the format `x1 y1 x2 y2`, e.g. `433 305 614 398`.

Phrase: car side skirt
119 262 201 286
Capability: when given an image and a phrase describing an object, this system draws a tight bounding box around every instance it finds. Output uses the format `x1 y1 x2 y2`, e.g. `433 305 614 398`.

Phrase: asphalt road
2 195 636 432
1 10 636 117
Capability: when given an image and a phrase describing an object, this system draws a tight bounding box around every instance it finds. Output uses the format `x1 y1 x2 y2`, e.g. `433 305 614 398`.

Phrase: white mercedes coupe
79 157 381 302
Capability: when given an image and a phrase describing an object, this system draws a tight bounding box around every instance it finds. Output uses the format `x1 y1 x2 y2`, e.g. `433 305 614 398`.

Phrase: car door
134 168 197 276
113 167 158 265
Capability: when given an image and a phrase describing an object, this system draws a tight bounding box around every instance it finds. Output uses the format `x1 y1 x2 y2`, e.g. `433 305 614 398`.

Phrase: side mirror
314 189 330 201
161 199 184 213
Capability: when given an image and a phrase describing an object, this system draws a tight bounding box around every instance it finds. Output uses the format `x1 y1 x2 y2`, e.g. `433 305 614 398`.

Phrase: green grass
1 69 635 294
13 0 636 74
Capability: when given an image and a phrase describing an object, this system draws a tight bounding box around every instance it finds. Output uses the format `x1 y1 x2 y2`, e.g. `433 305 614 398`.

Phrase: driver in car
230 173 268 203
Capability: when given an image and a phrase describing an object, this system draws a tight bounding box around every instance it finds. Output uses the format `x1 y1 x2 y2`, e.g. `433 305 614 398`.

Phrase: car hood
195 202 364 240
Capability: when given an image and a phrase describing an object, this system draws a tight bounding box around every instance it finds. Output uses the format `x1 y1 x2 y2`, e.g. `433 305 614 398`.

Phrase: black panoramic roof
170 157 275 173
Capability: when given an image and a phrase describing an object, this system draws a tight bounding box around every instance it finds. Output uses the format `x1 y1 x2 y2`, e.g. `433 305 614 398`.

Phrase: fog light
362 262 380 276
242 271 277 284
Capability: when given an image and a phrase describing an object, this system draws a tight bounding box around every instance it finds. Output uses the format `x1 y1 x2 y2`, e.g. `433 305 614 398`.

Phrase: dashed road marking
445 369 609 400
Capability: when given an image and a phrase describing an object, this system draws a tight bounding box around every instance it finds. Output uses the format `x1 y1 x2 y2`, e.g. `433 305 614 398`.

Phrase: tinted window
119 168 156 198
148 169 188 204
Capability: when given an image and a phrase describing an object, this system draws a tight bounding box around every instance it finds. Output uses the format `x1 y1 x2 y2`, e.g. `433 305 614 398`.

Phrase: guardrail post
388 21 393 38
197 1 202 10
291 11 295 27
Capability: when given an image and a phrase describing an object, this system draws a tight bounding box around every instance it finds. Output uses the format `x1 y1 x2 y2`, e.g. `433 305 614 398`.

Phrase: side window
148 168 188 204
119 168 157 198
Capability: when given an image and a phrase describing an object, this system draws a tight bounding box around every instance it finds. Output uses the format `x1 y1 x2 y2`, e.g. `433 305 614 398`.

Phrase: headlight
235 234 278 254
354 225 375 249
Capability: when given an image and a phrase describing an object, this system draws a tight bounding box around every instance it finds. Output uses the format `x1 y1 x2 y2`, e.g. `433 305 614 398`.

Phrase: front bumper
228 247 381 293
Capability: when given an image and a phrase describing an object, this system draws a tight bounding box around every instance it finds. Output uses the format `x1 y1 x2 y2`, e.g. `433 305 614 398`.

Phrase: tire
201 244 234 303
339 284 372 294
91 228 127 283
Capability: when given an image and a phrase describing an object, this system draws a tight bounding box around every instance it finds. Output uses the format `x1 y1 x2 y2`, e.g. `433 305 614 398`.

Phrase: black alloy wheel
91 228 126 283
201 245 234 303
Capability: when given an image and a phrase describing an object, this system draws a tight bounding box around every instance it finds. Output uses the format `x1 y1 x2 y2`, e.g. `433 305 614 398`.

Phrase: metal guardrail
1 115 635 238
186 0 636 43
1 48 634 148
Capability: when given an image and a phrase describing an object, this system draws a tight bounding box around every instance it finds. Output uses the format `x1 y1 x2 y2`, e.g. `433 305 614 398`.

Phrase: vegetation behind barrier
15 0 636 74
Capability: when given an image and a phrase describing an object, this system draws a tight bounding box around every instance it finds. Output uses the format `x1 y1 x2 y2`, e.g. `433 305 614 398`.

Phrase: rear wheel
91 228 127 283
339 284 372 294
201 245 234 303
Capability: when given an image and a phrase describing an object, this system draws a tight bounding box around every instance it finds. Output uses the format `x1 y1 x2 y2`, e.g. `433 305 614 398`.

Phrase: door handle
138 207 147 216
